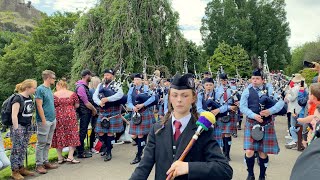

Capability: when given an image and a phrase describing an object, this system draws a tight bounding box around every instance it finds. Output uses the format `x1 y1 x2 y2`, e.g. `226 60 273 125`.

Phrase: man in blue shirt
240 69 285 180
35 70 58 174
127 73 156 165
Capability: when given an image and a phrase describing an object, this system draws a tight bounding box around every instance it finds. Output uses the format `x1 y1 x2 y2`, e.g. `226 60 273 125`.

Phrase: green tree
209 41 251 78
285 39 320 75
0 35 36 102
71 0 197 82
31 12 79 80
201 0 291 71
0 30 20 56
0 12 79 103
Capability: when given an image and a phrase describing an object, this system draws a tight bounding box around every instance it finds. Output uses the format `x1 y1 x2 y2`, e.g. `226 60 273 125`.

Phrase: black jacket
130 116 233 180
290 138 320 180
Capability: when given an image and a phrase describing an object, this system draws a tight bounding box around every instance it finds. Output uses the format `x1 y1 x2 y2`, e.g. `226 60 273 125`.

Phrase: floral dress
51 93 80 149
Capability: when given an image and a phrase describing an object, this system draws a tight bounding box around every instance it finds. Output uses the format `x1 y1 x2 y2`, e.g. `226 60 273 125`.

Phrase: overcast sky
29 0 320 49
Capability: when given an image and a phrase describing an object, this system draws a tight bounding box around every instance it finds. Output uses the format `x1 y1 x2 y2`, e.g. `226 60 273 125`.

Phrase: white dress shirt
171 113 191 135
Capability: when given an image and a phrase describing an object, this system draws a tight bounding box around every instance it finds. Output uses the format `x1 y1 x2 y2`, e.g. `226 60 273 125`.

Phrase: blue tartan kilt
243 117 280 154
95 106 124 134
217 112 236 134
129 106 156 136
231 112 238 134
213 123 223 148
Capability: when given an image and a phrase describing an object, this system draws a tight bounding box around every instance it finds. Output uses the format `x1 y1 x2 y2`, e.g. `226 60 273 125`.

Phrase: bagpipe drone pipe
205 89 240 118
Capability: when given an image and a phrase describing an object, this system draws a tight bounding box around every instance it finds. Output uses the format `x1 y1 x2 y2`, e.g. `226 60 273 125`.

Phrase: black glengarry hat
103 68 115 75
203 77 214 84
170 73 195 90
252 69 263 77
219 73 228 80
134 73 143 79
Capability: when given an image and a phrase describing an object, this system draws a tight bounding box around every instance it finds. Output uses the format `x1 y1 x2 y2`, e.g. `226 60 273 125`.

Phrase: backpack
1 94 24 126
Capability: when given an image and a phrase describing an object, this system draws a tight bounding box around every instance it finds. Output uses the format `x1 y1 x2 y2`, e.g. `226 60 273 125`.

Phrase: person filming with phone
284 74 307 149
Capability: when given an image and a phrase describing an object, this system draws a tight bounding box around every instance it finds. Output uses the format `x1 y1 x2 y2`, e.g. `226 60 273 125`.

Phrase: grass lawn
0 148 64 180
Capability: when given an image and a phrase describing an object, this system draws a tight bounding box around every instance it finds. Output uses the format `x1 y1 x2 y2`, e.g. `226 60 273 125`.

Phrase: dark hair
155 89 198 134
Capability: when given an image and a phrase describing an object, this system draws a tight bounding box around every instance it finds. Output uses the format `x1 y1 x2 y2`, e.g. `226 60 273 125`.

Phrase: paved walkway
28 116 300 180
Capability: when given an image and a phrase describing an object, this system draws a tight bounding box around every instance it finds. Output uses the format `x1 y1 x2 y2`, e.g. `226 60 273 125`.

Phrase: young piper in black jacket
130 73 233 180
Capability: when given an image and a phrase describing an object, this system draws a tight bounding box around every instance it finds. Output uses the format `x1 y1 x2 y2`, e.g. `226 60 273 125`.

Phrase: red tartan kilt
243 117 280 154
95 106 124 133
129 107 155 136
218 112 236 134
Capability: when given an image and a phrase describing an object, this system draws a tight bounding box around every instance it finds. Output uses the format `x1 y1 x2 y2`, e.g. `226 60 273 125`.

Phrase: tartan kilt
95 106 124 134
129 106 156 136
158 103 165 116
231 112 238 134
213 123 223 148
217 112 236 134
243 117 280 154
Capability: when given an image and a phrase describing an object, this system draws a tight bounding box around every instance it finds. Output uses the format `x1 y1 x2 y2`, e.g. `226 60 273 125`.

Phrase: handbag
132 112 142 125
251 124 264 141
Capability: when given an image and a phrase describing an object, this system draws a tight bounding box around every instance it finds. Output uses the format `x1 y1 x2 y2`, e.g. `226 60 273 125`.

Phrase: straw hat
292 74 305 83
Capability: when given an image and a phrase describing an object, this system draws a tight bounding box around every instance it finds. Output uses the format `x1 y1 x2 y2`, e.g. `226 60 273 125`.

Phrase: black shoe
104 153 112 161
237 125 242 130
246 175 255 180
226 156 231 162
130 154 141 165
258 176 265 180
232 133 238 138
100 151 107 156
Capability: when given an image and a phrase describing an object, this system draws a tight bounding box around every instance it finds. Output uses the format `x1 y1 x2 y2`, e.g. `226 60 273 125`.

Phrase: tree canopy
201 0 291 70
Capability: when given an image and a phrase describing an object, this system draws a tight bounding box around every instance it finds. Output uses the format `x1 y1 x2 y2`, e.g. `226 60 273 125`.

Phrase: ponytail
14 79 37 93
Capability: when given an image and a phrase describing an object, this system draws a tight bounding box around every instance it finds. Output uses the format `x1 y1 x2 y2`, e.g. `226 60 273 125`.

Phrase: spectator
51 78 80 164
0 130 10 171
35 70 58 174
88 76 101 152
298 83 320 144
10 79 37 179
75 69 97 158
285 74 305 149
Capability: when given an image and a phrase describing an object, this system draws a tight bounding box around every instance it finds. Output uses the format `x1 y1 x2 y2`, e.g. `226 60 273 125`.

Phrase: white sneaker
114 141 124 145
285 141 297 149
285 136 292 139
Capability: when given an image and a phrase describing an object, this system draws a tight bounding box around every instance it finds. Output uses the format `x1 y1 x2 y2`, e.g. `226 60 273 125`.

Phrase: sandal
66 158 80 164
58 158 66 164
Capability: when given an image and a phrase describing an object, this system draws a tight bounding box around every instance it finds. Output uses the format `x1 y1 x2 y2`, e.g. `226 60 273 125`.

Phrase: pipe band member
130 73 233 180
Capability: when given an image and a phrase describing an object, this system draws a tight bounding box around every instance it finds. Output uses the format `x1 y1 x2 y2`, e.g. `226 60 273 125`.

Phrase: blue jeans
290 115 301 143
0 134 10 170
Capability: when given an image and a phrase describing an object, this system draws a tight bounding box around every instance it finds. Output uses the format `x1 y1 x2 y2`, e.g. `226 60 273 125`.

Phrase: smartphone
303 61 315 68
300 80 305 87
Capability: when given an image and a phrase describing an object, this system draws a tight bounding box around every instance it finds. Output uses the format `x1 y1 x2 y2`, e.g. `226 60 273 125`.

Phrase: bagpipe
132 86 159 108
204 88 239 118
98 80 127 107
259 85 287 117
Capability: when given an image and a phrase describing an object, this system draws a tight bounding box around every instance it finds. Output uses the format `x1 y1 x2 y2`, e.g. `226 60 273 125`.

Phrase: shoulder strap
14 94 25 113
